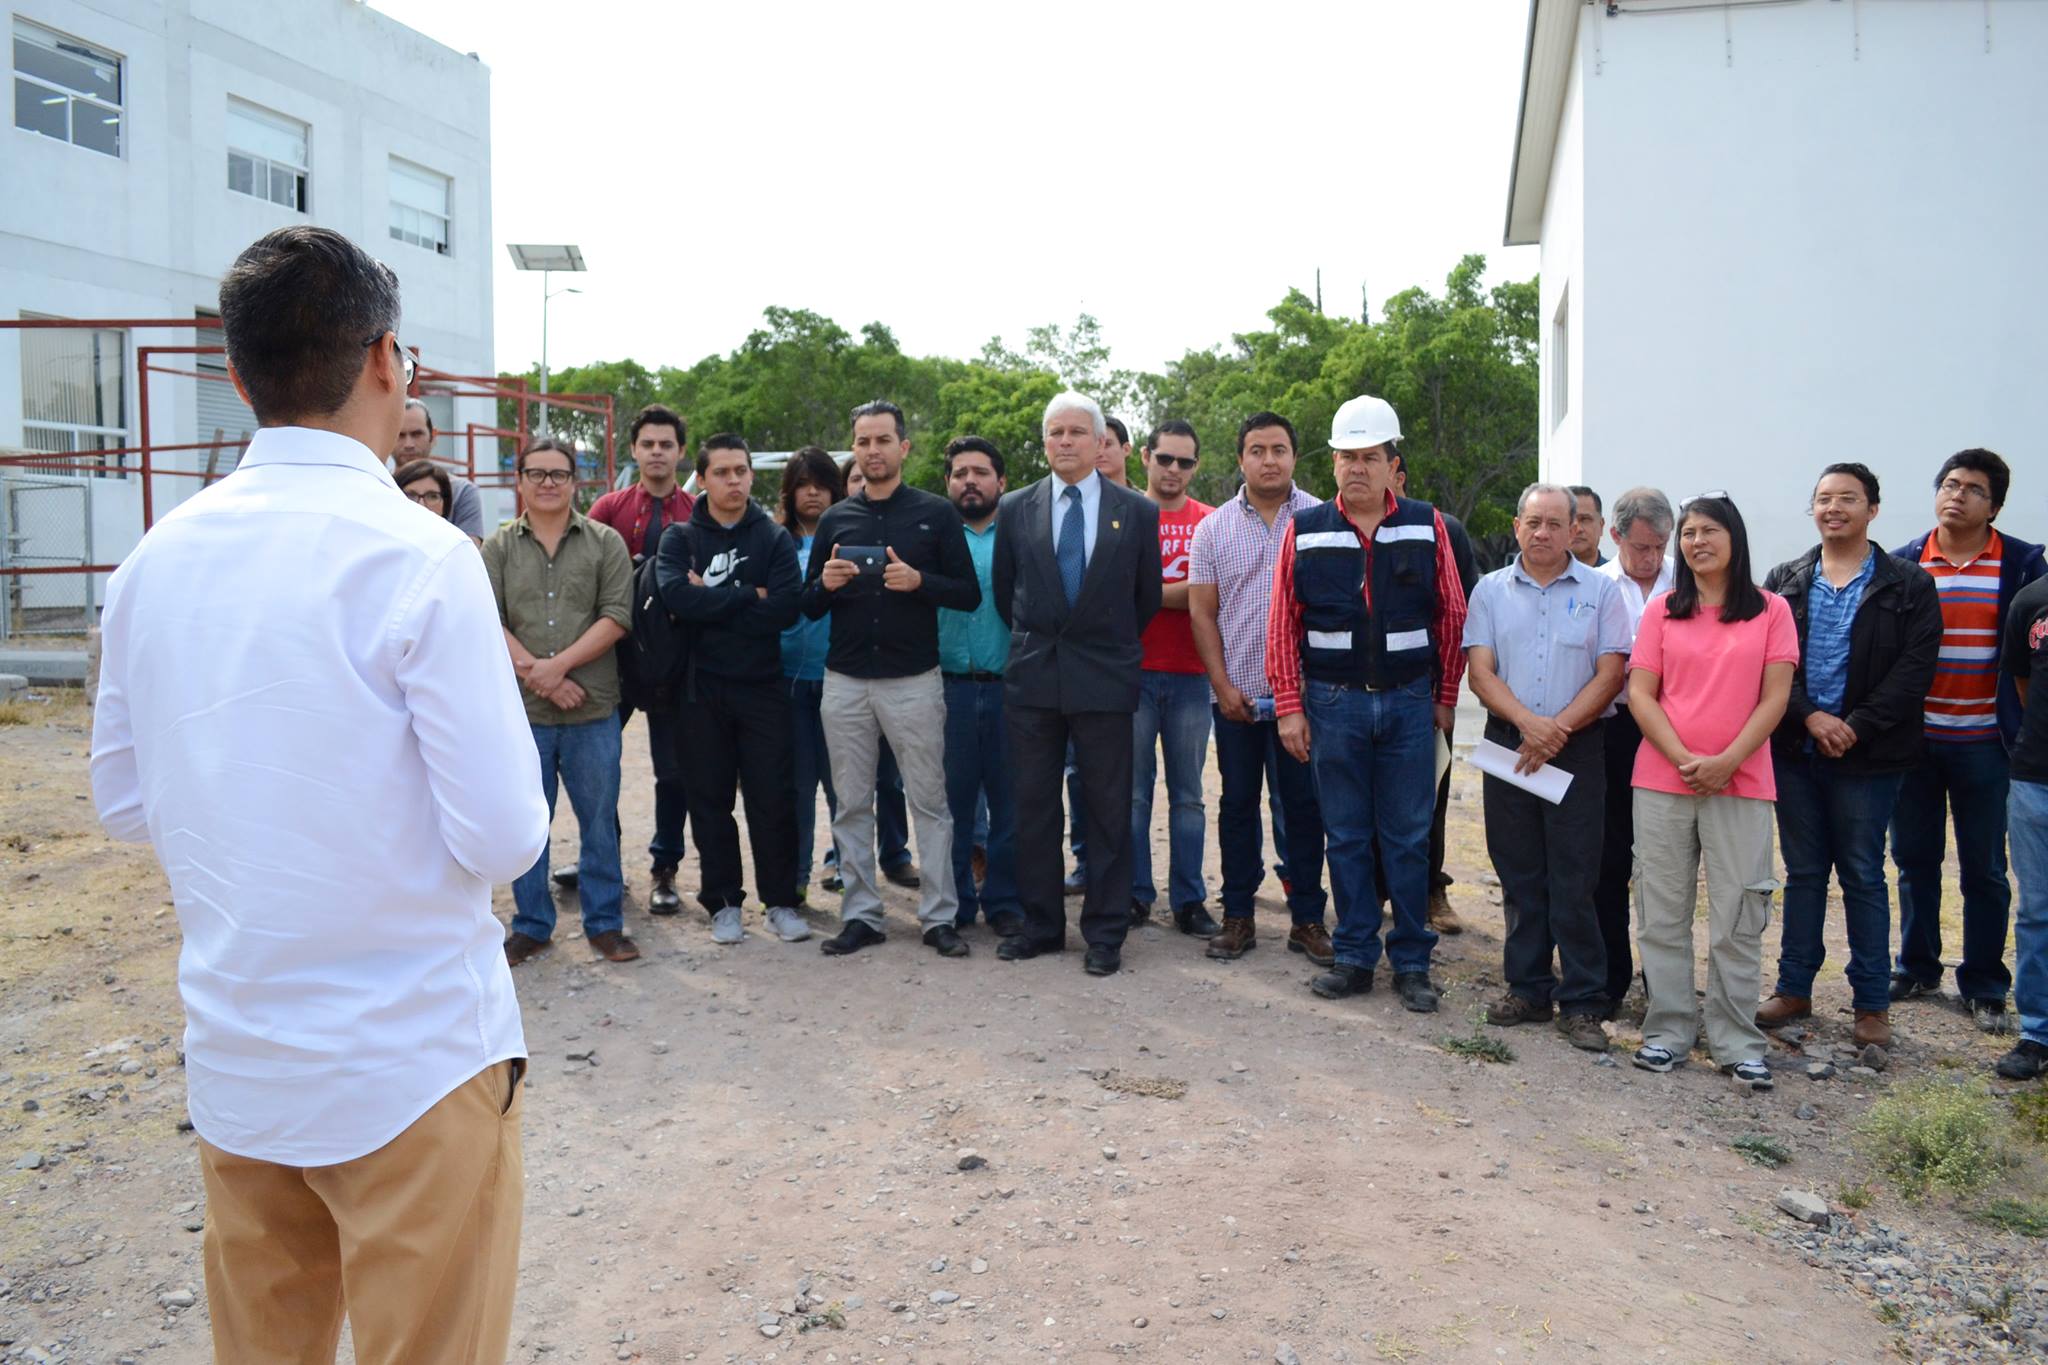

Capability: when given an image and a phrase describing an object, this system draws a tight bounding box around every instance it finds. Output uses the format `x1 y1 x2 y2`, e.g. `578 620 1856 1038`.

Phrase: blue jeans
1131 671 1213 909
1304 677 1436 973
944 677 1019 924
1213 706 1326 923
2007 779 2048 1048
1774 755 1905 1013
1890 739 2012 1001
790 677 835 882
512 716 624 941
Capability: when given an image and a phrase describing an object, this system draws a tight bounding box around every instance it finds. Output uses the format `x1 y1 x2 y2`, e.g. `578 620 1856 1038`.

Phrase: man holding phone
800 400 981 958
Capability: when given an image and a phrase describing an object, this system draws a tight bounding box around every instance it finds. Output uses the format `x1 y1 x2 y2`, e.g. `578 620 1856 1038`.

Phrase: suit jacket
993 475 1162 713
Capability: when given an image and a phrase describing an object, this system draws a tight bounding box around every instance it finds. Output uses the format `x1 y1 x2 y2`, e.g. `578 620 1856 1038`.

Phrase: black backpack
616 526 692 711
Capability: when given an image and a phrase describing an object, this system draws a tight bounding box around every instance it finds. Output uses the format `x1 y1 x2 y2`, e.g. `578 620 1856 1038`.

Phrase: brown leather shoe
504 931 549 967
1755 993 1812 1028
1484 991 1554 1026
970 845 988 888
1427 887 1464 935
1287 922 1336 966
1853 1010 1892 1048
1207 917 1257 959
586 930 641 963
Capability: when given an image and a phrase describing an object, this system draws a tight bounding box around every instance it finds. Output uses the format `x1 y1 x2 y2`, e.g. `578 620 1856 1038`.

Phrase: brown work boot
1207 917 1257 960
1427 887 1464 935
586 930 641 963
503 931 549 967
1287 922 1336 966
1556 1012 1610 1052
1484 991 1554 1026
1853 1010 1893 1049
1754 993 1811 1029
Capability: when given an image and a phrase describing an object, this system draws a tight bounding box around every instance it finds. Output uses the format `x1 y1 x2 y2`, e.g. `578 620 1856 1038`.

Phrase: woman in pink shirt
1626 494 1799 1088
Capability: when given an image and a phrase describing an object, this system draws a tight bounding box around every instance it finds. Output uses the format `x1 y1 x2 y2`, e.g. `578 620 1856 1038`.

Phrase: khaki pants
198 1060 525 1364
1633 790 1778 1066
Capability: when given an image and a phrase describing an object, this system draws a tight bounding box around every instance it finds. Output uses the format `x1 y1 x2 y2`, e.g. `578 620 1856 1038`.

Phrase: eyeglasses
404 489 444 506
363 331 417 387
1153 454 1198 471
1938 479 1993 503
521 467 576 487
1680 489 1729 510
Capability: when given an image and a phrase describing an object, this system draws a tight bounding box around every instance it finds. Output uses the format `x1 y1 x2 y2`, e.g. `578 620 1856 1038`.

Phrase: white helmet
1327 395 1402 452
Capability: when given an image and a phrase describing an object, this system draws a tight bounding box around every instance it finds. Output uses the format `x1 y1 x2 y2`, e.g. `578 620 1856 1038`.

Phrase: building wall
1536 32 1585 487
1550 0 2048 567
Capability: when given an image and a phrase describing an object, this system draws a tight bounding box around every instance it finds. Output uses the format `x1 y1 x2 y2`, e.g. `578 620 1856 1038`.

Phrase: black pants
680 671 798 913
1482 718 1608 1014
1010 705 1133 950
1592 706 1642 1003
617 701 688 873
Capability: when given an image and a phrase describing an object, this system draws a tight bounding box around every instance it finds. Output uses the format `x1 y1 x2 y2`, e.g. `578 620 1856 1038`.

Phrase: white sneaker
765 906 811 943
710 906 746 945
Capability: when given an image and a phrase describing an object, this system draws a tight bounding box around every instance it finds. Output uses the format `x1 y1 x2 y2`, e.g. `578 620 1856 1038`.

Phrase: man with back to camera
993 390 1163 977
391 396 484 542
91 226 547 1362
802 400 982 958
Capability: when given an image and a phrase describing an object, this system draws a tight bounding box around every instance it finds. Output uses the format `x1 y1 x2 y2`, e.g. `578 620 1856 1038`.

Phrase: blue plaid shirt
1805 547 1876 715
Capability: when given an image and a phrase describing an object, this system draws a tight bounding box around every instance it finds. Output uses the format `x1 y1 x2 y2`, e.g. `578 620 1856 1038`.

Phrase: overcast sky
377 0 1540 379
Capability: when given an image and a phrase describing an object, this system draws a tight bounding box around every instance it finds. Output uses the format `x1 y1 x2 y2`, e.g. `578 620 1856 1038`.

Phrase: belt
943 670 1004 683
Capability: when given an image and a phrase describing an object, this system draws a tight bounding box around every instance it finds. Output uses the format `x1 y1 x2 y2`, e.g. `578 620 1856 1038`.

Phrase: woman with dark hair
1626 494 1800 1089
780 448 846 902
393 459 455 522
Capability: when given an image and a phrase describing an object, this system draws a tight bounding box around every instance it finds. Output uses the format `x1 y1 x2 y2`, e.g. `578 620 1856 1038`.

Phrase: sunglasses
1152 454 1198 471
1680 488 1730 511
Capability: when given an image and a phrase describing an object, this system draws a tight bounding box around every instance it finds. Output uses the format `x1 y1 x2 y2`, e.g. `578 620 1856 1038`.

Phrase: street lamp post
507 243 587 439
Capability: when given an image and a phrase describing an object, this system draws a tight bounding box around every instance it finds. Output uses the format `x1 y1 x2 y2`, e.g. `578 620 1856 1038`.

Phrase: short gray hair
1042 390 1105 438
1612 486 1675 539
1516 481 1576 519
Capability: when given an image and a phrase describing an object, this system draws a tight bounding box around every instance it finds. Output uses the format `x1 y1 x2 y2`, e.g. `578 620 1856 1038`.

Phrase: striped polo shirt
1920 528 2003 743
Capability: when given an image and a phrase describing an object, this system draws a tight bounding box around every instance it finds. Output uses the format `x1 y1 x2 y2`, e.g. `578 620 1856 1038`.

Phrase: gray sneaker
710 906 746 945
765 906 811 943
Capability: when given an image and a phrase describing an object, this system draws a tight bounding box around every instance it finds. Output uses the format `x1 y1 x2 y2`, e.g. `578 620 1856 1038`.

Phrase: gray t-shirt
448 477 485 539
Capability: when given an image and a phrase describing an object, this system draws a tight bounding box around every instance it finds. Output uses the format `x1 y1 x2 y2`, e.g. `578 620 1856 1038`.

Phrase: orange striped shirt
1920 528 2003 743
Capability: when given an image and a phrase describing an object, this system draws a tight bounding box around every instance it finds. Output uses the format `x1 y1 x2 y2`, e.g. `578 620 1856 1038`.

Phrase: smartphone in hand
841 546 887 577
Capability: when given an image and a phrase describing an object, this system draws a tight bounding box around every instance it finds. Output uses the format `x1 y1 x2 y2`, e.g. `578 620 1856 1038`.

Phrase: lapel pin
1112 520 1121 530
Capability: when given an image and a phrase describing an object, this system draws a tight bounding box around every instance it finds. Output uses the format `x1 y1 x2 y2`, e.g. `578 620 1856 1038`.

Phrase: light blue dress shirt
1050 470 1101 567
1462 555 1633 719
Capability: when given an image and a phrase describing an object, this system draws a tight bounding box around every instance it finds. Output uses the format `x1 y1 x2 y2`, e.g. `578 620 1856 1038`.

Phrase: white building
1507 0 2048 566
1 0 498 627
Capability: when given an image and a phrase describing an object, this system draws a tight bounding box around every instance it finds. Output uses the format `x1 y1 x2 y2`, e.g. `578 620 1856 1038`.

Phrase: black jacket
1763 544 1942 776
992 476 1162 714
798 484 979 678
654 498 802 682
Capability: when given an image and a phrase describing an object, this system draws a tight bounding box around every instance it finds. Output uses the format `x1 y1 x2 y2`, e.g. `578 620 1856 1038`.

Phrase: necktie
1057 484 1086 608
643 495 665 560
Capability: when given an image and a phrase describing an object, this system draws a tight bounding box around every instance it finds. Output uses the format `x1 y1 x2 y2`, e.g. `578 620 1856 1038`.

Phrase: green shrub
1858 1077 2013 1198
2012 1087 2048 1145
1732 1133 1790 1168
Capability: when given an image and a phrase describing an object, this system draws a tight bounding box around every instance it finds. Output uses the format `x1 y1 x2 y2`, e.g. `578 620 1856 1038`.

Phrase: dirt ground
0 691 2033 1364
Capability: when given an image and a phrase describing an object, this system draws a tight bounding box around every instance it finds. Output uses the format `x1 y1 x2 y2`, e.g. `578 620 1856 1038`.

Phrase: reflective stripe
1295 531 1357 551
1386 628 1430 652
1307 630 1353 650
1374 524 1436 544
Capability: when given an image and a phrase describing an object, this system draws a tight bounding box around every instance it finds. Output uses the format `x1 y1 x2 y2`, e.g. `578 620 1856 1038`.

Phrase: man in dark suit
993 391 1163 975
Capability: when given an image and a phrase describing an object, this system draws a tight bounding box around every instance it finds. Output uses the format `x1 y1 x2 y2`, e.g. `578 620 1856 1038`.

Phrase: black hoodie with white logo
654 497 802 681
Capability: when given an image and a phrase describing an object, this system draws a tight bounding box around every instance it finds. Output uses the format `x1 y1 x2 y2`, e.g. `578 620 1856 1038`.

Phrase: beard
955 489 996 520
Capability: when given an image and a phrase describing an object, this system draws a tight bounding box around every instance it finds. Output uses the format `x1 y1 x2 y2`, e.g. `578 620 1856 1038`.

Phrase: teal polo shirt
938 520 1009 675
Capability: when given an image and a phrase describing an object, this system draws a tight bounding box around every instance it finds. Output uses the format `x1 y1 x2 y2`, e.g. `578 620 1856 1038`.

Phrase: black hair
217 226 401 425
1568 484 1602 516
944 435 1005 480
1103 416 1130 447
630 403 686 448
1237 411 1297 456
1814 462 1880 505
695 432 751 475
517 437 577 475
1666 495 1766 624
1147 419 1199 458
392 458 453 520
402 397 435 434
779 445 844 528
849 399 906 440
1934 448 2007 512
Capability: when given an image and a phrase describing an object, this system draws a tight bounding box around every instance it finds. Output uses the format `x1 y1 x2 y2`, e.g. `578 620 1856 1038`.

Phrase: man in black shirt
801 400 981 957
1999 574 2048 1080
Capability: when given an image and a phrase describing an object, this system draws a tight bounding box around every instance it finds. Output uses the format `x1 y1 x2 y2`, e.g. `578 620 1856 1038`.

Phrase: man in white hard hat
1265 394 1469 1012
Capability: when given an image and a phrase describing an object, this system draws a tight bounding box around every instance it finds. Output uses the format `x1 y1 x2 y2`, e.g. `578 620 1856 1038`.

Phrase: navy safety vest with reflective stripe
1291 496 1439 689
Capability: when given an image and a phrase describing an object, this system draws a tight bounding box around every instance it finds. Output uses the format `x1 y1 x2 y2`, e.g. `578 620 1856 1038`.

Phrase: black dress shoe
883 862 922 889
1174 903 1222 938
820 920 887 956
1393 971 1442 1013
1083 945 1123 976
988 910 1027 939
1311 963 1373 999
1129 901 1154 927
551 867 579 891
997 935 1063 961
923 924 970 958
649 866 682 916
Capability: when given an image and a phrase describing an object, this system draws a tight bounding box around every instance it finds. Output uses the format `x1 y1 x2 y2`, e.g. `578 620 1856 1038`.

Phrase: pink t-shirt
1628 591 1800 801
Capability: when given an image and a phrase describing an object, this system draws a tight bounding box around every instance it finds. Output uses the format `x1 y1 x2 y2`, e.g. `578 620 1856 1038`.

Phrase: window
389 157 451 254
13 18 122 157
227 98 308 211
1551 286 1570 429
19 317 127 475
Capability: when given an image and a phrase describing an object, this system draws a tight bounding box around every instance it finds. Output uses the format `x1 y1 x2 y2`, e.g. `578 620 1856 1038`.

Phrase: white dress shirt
1049 469 1102 566
1597 555 1677 640
91 427 548 1166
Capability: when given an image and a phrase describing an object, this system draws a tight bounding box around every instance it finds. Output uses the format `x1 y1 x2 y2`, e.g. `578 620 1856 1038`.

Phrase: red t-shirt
1141 498 1215 674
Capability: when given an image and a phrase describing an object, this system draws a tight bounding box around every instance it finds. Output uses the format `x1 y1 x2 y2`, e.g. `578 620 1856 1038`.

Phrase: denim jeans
790 677 835 882
1131 670 1213 909
511 716 624 942
2007 779 2048 1048
1213 707 1326 923
1891 739 2012 1001
944 677 1019 924
1304 677 1436 974
1774 755 1905 1014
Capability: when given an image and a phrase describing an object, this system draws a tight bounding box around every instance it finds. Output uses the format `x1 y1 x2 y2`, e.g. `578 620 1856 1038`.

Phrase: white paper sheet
1467 737 1574 806
1435 730 1452 789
